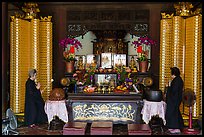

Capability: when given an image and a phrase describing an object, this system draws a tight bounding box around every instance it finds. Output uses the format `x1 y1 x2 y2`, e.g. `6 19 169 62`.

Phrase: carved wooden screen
66 10 149 38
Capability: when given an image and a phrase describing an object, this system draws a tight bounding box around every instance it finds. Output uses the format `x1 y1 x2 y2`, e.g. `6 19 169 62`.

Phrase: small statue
108 46 112 52
77 56 84 70
91 56 97 68
129 56 136 70
117 39 124 53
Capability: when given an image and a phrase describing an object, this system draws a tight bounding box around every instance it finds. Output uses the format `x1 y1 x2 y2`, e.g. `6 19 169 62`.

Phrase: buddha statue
129 56 136 70
108 46 112 52
77 56 84 70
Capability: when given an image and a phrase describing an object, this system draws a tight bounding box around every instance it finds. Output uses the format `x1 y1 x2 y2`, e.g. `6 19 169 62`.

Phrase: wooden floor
10 123 202 135
3 115 202 135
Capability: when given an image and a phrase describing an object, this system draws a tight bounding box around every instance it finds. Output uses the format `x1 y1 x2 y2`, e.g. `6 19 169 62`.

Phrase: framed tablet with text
86 54 94 68
113 54 127 67
86 54 100 69
101 53 112 69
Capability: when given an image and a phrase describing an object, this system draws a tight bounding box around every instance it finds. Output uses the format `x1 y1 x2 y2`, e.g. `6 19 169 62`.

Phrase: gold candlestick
97 86 101 93
107 86 111 94
102 86 106 94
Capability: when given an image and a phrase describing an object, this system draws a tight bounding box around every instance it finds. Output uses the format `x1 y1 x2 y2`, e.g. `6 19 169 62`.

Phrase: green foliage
64 57 76 62
85 66 96 85
137 54 148 62
137 55 151 63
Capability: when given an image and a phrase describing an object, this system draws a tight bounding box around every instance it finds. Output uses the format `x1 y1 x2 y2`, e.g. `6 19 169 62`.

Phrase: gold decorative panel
185 15 202 117
159 14 202 118
10 17 31 113
30 19 40 79
159 18 173 92
10 16 53 113
39 19 53 101
72 103 137 122
172 16 185 80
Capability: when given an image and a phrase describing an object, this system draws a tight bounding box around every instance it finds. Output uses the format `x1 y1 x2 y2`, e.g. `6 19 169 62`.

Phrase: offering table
66 92 143 124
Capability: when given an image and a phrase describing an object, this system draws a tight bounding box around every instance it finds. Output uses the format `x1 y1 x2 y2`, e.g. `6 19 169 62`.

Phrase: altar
66 93 143 124
61 30 154 124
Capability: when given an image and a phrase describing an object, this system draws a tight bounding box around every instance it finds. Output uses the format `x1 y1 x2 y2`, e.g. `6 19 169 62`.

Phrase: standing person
24 69 48 128
165 67 184 134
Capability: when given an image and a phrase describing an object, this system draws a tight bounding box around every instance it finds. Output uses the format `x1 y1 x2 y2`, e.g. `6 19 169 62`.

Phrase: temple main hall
2 2 202 135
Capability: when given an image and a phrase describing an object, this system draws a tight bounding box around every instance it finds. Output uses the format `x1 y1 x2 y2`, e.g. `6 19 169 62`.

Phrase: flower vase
138 60 148 73
66 61 75 73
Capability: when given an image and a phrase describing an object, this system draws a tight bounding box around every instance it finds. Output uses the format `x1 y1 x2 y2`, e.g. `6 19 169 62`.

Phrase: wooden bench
90 121 113 135
63 122 87 135
128 124 152 135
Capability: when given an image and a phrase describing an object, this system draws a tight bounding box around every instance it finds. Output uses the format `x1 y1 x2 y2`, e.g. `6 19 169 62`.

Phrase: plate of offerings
114 85 129 93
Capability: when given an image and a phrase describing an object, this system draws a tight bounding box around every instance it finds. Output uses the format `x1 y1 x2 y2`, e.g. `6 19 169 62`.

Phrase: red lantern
69 45 75 53
137 46 142 53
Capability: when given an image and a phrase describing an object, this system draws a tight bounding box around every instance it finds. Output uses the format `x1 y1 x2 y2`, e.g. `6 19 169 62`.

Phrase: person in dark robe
165 67 184 134
24 69 48 128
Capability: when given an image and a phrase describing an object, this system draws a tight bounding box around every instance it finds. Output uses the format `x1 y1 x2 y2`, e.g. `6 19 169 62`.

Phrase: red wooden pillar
2 2 9 117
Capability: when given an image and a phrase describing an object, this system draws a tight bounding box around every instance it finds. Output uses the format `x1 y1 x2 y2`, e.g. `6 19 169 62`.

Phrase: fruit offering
84 86 95 93
114 84 128 93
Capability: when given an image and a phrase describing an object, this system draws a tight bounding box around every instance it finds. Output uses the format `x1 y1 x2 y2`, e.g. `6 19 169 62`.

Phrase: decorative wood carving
67 10 149 37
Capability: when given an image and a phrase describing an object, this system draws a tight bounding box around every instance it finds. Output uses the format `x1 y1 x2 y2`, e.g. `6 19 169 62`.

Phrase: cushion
63 122 87 135
128 124 152 135
90 122 113 135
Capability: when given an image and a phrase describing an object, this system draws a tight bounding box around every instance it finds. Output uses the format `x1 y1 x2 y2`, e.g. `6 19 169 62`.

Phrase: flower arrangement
114 66 127 83
63 52 76 62
72 66 96 86
84 65 97 85
132 36 156 62
59 37 82 62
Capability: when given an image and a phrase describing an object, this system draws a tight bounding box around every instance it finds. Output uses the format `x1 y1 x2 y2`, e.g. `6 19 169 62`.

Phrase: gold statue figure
77 56 84 70
129 56 136 70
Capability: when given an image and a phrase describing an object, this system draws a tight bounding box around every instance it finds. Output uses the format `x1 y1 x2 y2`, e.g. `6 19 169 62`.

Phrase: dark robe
165 76 184 129
24 78 48 126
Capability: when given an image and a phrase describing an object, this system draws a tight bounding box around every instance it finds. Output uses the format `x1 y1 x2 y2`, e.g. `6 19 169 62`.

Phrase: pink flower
132 36 156 47
132 36 156 62
73 73 78 77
